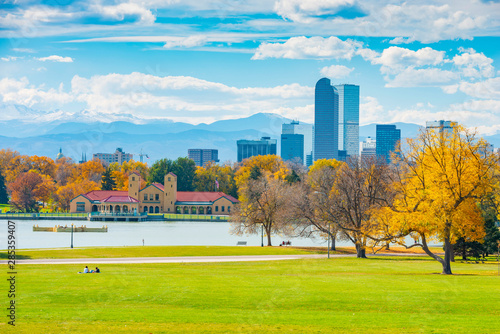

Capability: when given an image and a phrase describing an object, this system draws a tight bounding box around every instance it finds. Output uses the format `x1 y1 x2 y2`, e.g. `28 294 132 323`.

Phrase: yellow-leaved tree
386 124 499 274
231 155 291 246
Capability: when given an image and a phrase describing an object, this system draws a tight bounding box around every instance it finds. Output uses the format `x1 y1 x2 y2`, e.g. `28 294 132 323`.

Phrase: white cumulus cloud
320 65 354 78
37 55 73 62
252 36 363 60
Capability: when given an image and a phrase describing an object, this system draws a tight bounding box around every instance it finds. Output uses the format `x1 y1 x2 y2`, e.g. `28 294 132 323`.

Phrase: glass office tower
314 78 338 161
237 137 277 162
376 124 401 164
282 120 313 166
335 84 359 157
281 133 304 163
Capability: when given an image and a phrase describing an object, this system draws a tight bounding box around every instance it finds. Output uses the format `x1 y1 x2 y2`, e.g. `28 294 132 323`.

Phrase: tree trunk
355 243 367 258
442 237 453 275
462 241 467 260
266 225 272 246
331 234 336 251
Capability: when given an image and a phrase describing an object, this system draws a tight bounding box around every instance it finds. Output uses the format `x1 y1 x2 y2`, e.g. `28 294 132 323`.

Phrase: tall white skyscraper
335 84 359 157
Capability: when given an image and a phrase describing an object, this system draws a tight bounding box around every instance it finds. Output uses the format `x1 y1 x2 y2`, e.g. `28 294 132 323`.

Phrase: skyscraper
361 137 376 159
188 149 219 166
335 84 359 157
281 133 304 163
314 78 338 161
426 120 455 134
282 120 313 166
376 125 401 163
237 137 277 162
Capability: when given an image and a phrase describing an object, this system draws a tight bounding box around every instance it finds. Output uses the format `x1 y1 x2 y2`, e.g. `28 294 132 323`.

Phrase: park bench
236 241 247 246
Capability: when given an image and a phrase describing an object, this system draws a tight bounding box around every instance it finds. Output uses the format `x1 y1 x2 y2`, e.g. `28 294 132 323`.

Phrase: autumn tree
386 125 499 274
28 155 56 179
73 160 105 184
194 162 237 198
34 175 57 208
287 159 343 250
55 157 76 186
55 180 100 211
8 171 43 212
231 155 291 246
231 171 293 246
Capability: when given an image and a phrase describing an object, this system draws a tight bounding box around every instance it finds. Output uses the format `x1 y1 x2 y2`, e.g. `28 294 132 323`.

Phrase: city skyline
0 1 499 136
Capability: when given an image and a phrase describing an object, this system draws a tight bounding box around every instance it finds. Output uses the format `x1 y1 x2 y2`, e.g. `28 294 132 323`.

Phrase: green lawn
3 246 322 259
3 256 500 333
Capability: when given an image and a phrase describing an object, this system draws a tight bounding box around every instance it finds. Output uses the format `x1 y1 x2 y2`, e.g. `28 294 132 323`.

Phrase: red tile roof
83 190 128 201
176 191 238 203
151 183 165 191
102 196 139 203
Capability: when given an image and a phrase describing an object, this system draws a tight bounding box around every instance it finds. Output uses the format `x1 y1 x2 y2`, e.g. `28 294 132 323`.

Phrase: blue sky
1 0 500 134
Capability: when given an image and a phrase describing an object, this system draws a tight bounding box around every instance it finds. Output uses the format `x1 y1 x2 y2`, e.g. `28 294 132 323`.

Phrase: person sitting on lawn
83 266 89 274
95 267 100 273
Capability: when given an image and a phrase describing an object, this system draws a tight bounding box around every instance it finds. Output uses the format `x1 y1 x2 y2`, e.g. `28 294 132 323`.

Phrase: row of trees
231 125 500 274
0 151 237 212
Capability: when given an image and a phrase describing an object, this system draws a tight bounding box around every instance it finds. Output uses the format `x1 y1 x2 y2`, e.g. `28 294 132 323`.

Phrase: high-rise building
426 120 455 133
93 148 133 166
335 84 359 157
314 78 338 161
188 149 219 167
376 125 401 163
237 137 277 162
282 121 313 166
281 133 304 163
361 137 376 159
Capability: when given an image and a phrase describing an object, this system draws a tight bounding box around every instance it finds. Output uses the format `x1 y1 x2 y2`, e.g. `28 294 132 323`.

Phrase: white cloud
1 56 22 61
387 68 458 88
275 0 358 23
0 77 73 108
360 96 384 125
320 65 354 78
252 36 363 60
388 37 415 45
458 77 500 99
371 46 446 74
163 36 207 48
37 55 73 62
452 48 494 78
88 2 156 25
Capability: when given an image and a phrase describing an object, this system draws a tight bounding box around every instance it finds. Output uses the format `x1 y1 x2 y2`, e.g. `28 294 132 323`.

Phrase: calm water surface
0 219 349 249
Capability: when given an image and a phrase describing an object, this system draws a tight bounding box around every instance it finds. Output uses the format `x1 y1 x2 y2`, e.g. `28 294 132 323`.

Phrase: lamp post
70 223 74 249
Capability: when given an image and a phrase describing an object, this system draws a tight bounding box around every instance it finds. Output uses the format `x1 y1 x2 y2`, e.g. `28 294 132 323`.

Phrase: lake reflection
0 219 348 249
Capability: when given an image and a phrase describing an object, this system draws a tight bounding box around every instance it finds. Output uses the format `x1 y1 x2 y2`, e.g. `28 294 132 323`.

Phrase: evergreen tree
101 167 116 191
147 158 173 184
0 171 8 204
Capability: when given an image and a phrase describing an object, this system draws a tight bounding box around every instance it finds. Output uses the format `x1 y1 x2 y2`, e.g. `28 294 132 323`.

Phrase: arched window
155 206 160 213
144 206 148 213
149 206 154 213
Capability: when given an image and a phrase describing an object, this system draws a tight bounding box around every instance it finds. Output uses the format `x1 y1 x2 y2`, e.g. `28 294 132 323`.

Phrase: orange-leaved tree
386 124 498 274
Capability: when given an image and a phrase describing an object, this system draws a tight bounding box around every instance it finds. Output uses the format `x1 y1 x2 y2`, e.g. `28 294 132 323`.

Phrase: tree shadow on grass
0 252 32 259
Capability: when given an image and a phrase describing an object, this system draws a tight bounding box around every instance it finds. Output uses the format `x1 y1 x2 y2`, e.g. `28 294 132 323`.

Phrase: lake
0 219 345 249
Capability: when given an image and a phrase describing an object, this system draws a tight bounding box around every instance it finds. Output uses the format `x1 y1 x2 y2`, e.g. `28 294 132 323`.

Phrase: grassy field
2 256 499 333
1 245 445 260
0 204 10 213
2 246 322 259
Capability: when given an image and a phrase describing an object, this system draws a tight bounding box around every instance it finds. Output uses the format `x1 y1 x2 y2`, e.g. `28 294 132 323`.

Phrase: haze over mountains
2 111 497 163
